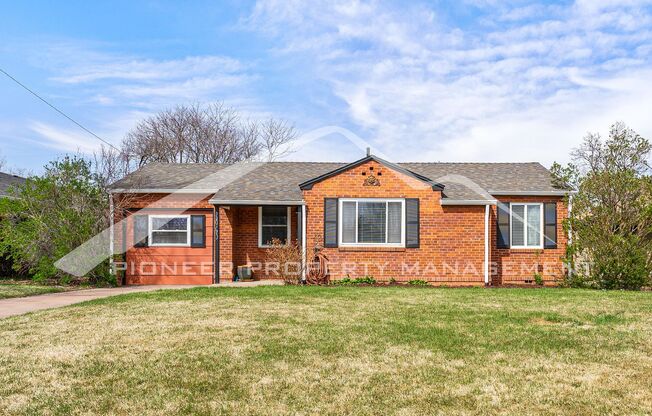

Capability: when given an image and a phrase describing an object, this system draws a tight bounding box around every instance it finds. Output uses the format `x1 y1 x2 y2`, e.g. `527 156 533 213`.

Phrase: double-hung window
259 206 291 247
149 215 191 246
339 199 405 246
510 203 543 249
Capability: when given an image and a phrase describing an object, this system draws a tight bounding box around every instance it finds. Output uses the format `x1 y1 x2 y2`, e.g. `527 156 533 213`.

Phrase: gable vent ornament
363 173 380 186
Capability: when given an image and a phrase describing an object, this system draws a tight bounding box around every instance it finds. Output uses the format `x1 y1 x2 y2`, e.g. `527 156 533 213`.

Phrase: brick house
109 154 570 286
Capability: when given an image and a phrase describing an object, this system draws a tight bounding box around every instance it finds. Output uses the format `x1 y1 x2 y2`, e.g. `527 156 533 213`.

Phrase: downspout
567 194 573 278
484 204 489 285
301 204 307 283
109 193 115 279
214 206 220 284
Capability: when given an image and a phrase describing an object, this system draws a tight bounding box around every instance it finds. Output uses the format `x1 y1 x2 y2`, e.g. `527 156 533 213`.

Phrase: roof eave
441 199 497 206
208 199 305 205
488 190 575 196
109 188 217 194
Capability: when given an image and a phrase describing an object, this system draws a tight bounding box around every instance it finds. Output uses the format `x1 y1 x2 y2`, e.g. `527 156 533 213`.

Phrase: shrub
552 122 652 290
333 275 376 285
265 238 303 285
407 279 429 286
533 273 544 286
0 157 114 284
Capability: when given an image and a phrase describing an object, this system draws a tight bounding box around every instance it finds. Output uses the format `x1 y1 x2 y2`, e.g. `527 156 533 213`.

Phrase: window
149 215 190 246
339 199 405 246
510 203 542 248
259 206 291 247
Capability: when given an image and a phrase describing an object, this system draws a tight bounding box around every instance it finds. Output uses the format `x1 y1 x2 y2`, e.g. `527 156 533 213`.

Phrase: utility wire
0 67 122 153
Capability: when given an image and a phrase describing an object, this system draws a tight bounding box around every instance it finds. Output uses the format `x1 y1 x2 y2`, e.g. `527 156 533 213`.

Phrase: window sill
504 247 545 253
338 246 406 252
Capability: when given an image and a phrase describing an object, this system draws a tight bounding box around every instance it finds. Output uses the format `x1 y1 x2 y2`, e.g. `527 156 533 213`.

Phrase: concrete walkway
0 280 282 319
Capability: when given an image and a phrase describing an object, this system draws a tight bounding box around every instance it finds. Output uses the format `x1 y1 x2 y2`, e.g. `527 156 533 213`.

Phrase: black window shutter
324 198 338 248
497 203 510 249
543 203 557 249
405 198 420 248
133 215 148 248
191 215 206 248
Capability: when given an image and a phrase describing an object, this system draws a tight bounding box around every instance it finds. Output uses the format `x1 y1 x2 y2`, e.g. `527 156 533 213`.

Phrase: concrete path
0 280 282 319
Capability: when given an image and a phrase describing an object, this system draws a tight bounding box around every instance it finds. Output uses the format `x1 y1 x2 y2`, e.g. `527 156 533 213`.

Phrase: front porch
214 203 307 283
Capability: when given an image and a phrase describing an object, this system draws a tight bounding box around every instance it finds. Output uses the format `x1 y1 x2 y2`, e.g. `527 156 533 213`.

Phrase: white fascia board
441 199 497 206
488 190 575 196
108 188 216 194
209 199 305 206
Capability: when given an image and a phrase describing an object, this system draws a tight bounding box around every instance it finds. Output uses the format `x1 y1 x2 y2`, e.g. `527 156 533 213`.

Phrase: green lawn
1 286 651 415
0 281 73 299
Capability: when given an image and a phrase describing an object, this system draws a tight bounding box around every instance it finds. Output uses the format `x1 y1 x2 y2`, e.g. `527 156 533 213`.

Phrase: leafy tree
0 156 113 283
552 122 652 289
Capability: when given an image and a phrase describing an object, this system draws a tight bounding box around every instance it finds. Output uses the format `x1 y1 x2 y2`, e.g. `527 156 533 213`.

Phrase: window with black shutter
405 198 420 248
191 215 206 248
496 203 510 249
133 215 148 248
543 202 557 248
324 198 338 248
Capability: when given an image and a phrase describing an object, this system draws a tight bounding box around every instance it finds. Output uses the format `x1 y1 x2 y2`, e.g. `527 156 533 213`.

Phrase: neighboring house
109 154 570 286
0 172 26 199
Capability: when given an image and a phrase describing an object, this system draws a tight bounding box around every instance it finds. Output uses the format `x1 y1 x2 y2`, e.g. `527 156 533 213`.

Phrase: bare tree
93 145 136 191
0 152 6 172
260 118 296 161
122 103 296 166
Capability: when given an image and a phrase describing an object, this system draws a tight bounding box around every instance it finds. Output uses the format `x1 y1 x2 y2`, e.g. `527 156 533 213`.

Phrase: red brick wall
114 193 215 285
303 159 487 285
490 196 568 285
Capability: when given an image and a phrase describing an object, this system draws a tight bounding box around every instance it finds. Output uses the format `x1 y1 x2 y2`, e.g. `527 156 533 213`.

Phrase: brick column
218 206 235 282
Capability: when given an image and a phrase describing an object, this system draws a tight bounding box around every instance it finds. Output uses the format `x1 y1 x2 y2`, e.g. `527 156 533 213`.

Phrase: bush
265 238 303 285
334 275 376 285
533 273 544 286
407 279 429 286
587 235 649 290
0 157 113 284
552 122 652 290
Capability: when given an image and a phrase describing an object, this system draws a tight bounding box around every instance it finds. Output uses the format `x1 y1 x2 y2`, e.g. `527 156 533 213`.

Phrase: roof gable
0 172 26 198
298 155 444 191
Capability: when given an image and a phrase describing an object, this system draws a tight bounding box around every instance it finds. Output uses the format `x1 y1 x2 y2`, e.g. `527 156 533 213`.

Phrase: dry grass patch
0 286 651 415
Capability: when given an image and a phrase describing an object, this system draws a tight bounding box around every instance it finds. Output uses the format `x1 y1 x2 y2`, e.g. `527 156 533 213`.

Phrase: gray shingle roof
110 160 564 202
0 172 26 198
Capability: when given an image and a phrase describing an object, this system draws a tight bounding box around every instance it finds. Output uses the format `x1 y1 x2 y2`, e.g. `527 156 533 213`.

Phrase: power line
0 67 122 153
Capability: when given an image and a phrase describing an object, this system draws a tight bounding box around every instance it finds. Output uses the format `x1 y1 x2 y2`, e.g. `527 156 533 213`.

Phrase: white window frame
258 206 292 248
148 215 191 247
338 198 406 247
509 202 543 249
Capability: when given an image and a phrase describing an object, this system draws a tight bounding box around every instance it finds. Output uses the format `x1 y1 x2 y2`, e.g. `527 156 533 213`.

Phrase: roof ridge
400 161 542 165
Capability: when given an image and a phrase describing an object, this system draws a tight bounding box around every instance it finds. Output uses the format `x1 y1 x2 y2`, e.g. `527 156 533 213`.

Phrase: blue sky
2 0 652 173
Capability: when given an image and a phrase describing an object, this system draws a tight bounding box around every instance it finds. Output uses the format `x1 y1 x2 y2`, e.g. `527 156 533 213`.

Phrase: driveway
0 280 282 319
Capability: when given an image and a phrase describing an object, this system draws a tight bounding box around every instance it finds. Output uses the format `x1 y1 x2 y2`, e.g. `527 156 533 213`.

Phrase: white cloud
52 55 244 84
248 0 652 165
29 121 110 153
15 43 262 154
28 42 256 108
